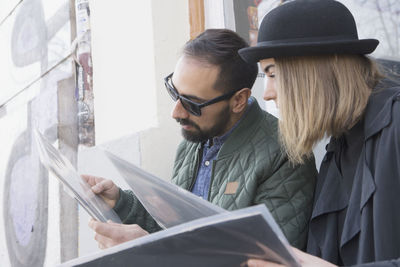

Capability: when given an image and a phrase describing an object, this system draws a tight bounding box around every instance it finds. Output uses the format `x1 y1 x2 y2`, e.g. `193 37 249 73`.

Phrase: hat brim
239 39 379 63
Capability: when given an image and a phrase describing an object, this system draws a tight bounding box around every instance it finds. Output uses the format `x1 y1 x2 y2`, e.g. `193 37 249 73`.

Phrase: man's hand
246 247 337 267
88 219 149 249
82 175 120 208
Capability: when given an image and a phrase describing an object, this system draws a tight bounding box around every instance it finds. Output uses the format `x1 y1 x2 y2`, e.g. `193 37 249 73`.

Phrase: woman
239 0 400 266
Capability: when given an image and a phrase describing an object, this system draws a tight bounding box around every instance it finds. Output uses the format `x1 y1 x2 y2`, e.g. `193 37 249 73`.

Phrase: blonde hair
276 55 382 164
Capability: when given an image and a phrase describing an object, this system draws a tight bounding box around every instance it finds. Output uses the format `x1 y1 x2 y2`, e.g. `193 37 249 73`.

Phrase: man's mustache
176 118 199 130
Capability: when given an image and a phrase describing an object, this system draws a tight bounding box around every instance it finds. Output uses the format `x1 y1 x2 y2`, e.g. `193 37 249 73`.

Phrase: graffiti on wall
0 0 73 266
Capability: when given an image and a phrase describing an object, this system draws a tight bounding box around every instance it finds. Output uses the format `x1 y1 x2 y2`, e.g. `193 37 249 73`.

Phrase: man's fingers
81 174 105 187
89 220 121 239
95 233 117 249
91 181 106 194
246 259 284 267
107 220 124 225
91 179 113 194
81 174 94 185
89 219 118 249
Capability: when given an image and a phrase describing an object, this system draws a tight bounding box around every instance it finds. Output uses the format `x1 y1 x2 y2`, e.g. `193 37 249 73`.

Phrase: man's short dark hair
183 29 258 93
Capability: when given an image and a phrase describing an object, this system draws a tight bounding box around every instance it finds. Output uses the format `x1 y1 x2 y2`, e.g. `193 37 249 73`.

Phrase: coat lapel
340 147 376 248
364 83 400 140
339 83 399 249
311 140 348 219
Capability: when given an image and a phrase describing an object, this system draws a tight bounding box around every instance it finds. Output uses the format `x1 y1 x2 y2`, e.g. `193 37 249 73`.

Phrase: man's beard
176 105 231 143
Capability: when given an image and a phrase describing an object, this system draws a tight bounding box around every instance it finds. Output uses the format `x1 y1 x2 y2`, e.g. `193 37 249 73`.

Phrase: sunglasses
164 72 238 116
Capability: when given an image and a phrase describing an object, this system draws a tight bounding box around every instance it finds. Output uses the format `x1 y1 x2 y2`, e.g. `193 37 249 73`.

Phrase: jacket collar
205 99 254 148
217 97 265 158
364 79 400 140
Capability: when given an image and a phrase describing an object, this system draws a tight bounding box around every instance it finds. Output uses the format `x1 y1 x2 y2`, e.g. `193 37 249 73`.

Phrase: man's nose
171 99 189 120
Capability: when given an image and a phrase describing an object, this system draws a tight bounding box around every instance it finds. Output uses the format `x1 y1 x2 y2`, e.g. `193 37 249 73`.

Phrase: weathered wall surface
0 0 77 266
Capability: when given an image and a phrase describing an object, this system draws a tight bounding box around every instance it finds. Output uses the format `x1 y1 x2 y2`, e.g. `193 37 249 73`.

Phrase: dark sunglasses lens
181 99 201 116
165 82 178 101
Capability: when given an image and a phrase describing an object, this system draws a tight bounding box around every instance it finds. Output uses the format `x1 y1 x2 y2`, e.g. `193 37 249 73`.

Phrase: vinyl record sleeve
103 150 226 229
34 129 121 223
60 205 300 267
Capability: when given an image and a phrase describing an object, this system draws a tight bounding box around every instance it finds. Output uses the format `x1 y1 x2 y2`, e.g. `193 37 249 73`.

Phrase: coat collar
311 155 348 219
312 80 400 217
310 79 400 251
364 79 400 140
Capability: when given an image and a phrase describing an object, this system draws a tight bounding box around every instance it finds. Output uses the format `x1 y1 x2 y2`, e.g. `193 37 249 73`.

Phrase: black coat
307 81 400 266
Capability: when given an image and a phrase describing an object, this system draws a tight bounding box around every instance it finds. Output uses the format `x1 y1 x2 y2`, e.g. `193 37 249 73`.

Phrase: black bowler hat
239 0 379 62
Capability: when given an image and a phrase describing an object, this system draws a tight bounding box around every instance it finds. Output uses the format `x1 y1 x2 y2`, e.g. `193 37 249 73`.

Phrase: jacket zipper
207 161 216 201
189 145 203 191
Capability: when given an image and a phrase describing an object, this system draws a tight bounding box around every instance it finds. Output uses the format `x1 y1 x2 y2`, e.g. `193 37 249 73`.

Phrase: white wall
89 0 158 144
139 0 188 179
78 0 189 257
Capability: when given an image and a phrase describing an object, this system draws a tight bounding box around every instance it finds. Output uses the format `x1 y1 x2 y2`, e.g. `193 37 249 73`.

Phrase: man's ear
231 88 251 113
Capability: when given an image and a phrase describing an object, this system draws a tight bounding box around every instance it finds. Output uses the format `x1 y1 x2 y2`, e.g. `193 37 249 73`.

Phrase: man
87 29 317 250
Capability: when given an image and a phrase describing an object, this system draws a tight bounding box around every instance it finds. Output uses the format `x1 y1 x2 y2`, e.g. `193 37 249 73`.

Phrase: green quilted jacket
114 98 317 250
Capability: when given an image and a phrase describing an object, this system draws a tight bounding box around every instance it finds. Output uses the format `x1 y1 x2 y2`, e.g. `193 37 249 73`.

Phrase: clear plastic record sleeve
33 129 121 223
103 150 226 229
